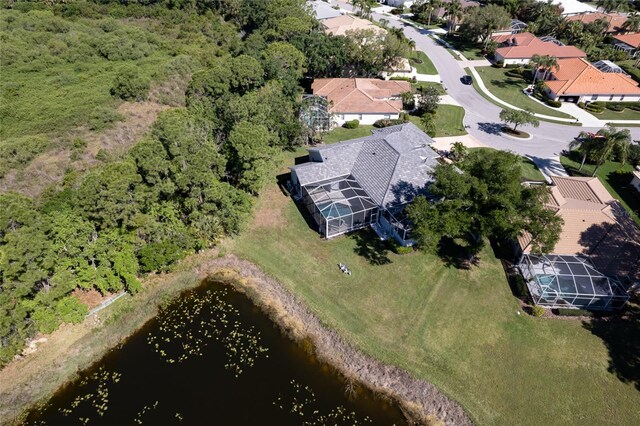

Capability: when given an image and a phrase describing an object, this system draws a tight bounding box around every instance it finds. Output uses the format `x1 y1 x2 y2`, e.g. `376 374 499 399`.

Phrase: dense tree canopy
407 150 563 258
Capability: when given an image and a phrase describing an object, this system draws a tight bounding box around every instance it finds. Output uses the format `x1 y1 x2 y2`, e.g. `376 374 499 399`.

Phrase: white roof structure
536 0 596 15
307 0 344 21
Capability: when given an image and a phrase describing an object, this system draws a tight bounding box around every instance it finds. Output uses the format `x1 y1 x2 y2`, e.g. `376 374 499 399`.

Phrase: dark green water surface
24 280 407 425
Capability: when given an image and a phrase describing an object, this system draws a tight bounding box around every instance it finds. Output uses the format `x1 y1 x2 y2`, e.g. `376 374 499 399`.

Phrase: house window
384 114 391 119
620 95 625 101
358 114 363 120
609 95 614 101
591 95 598 101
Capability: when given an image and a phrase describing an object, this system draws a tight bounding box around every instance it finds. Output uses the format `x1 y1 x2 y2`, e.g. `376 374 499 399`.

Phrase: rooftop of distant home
492 32 586 59
311 78 410 114
564 11 628 33
307 0 343 21
544 57 640 96
433 0 479 19
320 14 385 36
612 32 640 49
518 176 640 281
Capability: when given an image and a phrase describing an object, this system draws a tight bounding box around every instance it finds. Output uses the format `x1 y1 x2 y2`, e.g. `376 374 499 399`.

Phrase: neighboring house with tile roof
312 78 411 126
491 32 586 66
517 176 640 283
631 168 640 193
320 14 385 36
289 123 441 243
307 0 344 21
564 11 628 33
612 33 640 58
542 57 640 102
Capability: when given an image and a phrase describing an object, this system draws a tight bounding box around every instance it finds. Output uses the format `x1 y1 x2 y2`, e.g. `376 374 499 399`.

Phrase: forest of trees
0 0 415 366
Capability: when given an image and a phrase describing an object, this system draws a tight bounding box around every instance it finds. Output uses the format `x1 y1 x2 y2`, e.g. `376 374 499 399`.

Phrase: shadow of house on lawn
583 302 640 391
350 229 391 266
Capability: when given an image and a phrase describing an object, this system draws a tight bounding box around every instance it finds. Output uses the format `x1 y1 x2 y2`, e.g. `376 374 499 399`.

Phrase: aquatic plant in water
274 380 373 425
146 289 268 377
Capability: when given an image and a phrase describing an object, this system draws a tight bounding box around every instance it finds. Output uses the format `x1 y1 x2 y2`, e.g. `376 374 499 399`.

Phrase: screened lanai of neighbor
519 254 629 310
290 123 441 244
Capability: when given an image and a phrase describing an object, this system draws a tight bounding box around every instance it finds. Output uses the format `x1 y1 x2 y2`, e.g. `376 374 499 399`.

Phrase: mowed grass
561 153 640 225
410 50 438 75
474 66 573 119
439 34 486 61
587 108 640 121
322 125 375 144
409 105 467 138
227 151 640 426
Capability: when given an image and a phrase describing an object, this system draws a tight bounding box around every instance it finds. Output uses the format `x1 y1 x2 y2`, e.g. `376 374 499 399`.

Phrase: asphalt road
332 1 640 175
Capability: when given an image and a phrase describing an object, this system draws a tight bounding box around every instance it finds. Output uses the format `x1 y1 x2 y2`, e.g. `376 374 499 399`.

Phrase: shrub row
545 99 562 108
342 119 359 129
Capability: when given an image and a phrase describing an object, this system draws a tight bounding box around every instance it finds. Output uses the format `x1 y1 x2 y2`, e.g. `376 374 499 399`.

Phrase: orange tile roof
544 57 640 96
321 15 385 36
519 176 640 279
491 32 585 59
312 78 411 114
613 33 640 49
565 12 628 33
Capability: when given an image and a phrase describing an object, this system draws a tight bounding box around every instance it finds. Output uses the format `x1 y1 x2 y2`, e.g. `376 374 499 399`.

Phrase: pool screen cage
301 175 379 238
518 254 629 311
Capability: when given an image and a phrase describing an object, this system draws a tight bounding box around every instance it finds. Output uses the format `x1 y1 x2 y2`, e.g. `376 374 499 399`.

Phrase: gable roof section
312 78 411 114
612 33 640 49
307 0 343 20
492 32 586 59
544 58 640 96
291 123 439 207
565 12 628 33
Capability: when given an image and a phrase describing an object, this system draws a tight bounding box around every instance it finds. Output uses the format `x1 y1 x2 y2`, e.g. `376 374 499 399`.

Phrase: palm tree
444 0 463 35
597 0 628 13
591 125 632 176
622 13 640 34
569 132 598 172
540 55 559 80
529 54 543 84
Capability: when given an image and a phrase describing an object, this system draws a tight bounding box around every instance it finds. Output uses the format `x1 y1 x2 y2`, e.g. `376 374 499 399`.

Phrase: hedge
342 119 359 129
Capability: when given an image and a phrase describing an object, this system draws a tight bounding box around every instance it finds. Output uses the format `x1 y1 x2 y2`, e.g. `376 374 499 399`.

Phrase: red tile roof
312 78 411 114
492 32 586 59
544 58 640 96
612 33 640 49
565 12 628 33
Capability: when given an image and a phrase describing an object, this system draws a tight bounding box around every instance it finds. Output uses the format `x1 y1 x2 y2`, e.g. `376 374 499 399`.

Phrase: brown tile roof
491 32 586 59
321 15 385 36
312 78 411 114
434 0 479 19
565 12 628 33
520 176 640 280
544 57 640 96
613 33 640 49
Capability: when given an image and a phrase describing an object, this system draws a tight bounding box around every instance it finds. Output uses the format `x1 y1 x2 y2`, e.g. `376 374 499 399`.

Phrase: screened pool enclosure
518 254 629 310
301 175 379 238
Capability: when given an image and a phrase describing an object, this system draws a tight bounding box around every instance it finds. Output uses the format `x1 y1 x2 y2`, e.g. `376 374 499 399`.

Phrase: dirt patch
0 101 169 198
251 183 289 229
71 288 111 310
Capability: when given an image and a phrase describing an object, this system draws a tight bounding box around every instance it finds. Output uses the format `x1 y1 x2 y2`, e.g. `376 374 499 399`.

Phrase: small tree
401 91 415 110
420 112 436 137
416 85 440 114
499 108 540 133
111 65 150 101
449 141 467 162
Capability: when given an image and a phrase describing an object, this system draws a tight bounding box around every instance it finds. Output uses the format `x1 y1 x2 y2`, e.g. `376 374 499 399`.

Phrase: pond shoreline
0 253 471 426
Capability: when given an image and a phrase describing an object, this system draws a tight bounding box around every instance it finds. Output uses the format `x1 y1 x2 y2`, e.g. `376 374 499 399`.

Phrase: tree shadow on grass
490 78 521 89
350 229 391 265
437 237 480 270
583 302 640 391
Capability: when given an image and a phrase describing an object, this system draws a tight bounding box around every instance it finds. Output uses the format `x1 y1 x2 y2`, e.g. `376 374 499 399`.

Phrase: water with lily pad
24 280 407 425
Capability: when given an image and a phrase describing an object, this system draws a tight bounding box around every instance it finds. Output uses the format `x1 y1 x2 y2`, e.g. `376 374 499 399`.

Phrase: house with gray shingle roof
289 123 441 244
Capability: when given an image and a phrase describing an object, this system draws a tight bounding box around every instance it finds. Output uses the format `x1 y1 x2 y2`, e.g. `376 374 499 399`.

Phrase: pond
24 280 407 425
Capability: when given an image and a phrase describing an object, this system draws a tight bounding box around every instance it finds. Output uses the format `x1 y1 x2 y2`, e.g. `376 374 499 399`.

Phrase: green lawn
410 51 438 75
412 82 445 95
322 125 375 144
439 34 486 61
560 153 640 225
471 147 546 182
228 152 640 425
586 108 640 121
474 67 573 119
409 105 467 138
